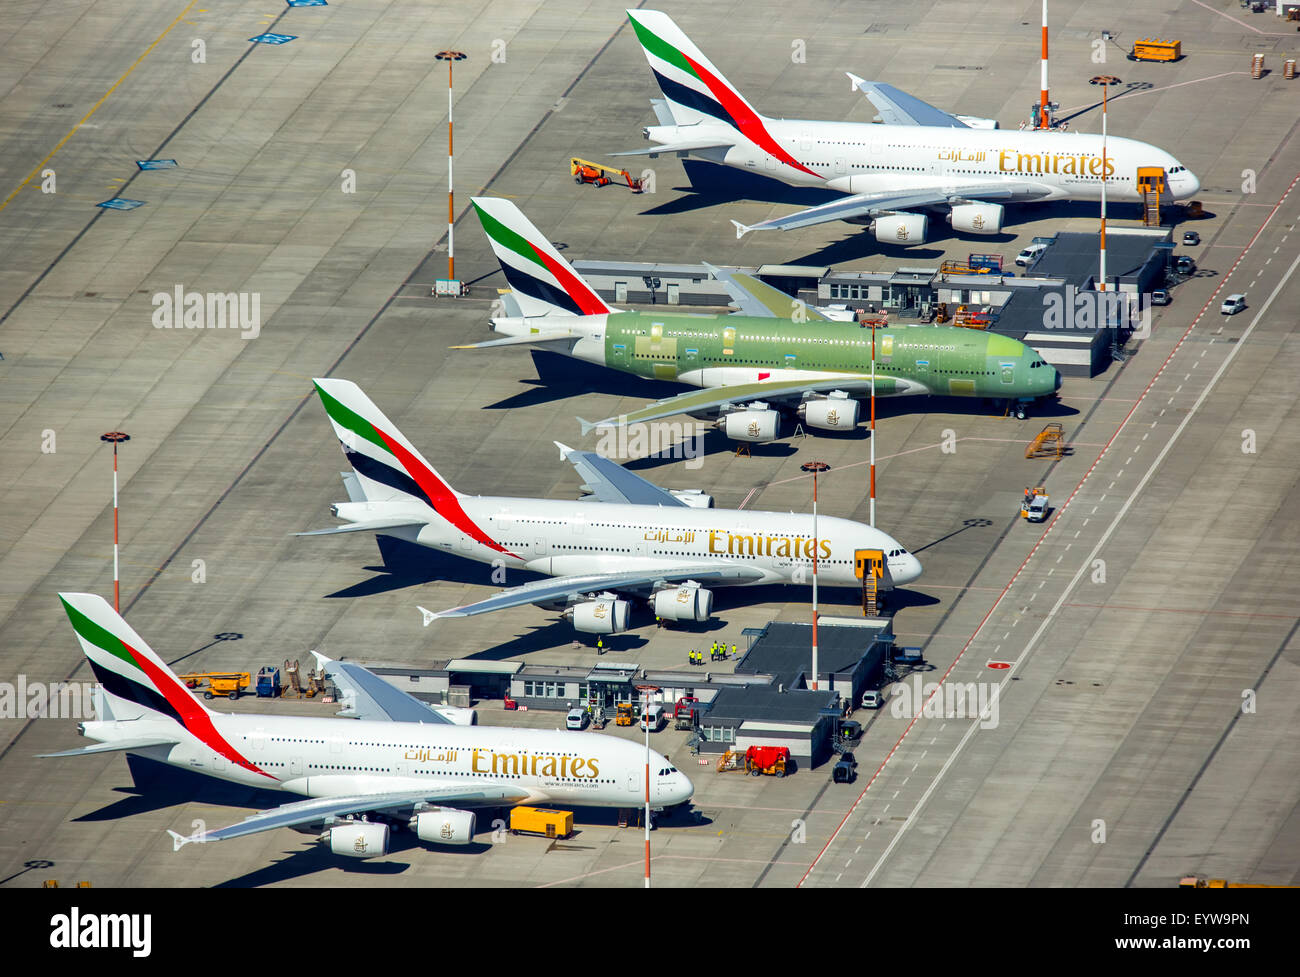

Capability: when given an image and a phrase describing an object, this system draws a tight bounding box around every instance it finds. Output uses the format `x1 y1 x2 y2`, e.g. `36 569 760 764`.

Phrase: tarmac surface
0 0 1297 888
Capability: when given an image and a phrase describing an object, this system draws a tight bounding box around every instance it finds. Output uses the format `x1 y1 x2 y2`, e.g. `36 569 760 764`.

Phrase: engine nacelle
874 213 928 245
949 202 1004 235
717 408 779 442
412 808 476 846
569 599 631 634
431 705 477 726
653 585 714 622
669 489 714 509
325 821 389 858
799 395 860 432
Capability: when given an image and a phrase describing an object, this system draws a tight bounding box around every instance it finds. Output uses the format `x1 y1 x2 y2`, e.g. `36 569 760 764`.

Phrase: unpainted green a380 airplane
461 198 1061 440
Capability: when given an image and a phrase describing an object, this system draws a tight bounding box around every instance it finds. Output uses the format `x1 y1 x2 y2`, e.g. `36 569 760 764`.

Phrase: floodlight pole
436 51 467 283
870 319 877 527
636 683 660 889
801 462 830 691
101 432 131 612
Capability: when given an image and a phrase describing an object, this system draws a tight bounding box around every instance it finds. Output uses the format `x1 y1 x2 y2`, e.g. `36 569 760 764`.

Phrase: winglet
554 441 575 460
576 418 597 436
846 71 867 91
418 606 438 627
731 220 751 240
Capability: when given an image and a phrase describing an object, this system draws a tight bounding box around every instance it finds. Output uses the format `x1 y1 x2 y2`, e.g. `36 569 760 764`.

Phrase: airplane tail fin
627 9 762 128
471 197 613 318
58 593 214 727
311 378 462 510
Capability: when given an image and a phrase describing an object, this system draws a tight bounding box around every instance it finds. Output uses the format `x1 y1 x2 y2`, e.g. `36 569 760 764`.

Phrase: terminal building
573 227 1171 378
362 618 894 769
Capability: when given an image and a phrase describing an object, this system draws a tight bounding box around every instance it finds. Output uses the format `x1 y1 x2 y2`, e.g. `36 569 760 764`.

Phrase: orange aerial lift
570 158 644 192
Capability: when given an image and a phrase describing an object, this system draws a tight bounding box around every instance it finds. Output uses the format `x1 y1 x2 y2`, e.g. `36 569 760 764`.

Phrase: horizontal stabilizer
39 736 177 758
295 518 428 537
610 137 734 157
451 331 577 350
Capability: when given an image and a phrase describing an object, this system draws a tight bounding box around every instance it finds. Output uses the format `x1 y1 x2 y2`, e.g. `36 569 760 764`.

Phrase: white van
1015 243 1049 267
640 704 665 732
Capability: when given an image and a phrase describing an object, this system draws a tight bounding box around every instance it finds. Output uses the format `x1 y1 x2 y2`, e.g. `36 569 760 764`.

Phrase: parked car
1150 289 1171 306
565 707 587 730
1015 242 1049 267
833 751 858 784
1182 230 1200 246
1175 255 1196 275
1220 293 1247 315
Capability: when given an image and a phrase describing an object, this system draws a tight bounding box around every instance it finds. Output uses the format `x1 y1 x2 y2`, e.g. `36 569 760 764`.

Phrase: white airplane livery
620 10 1201 242
45 593 692 859
303 378 922 633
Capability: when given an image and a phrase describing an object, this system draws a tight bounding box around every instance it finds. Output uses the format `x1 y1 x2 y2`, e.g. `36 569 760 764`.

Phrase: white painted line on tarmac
857 238 1300 890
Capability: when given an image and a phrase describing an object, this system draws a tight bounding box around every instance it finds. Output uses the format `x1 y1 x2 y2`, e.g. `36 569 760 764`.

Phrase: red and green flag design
313 379 518 558
628 10 821 179
59 593 274 780
472 198 611 317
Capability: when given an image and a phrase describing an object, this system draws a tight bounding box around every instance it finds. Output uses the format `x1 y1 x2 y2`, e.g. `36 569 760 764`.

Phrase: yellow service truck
509 807 574 840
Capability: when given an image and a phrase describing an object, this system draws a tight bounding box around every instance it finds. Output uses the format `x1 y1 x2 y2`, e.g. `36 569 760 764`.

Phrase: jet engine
411 808 476 846
948 202 1004 235
873 213 928 245
652 583 714 622
716 406 779 442
568 598 631 634
325 821 389 858
668 489 714 509
798 393 860 432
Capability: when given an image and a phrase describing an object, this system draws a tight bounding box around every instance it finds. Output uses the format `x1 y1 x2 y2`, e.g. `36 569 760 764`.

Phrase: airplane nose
895 554 923 585
1054 368 1063 391
1186 171 1201 196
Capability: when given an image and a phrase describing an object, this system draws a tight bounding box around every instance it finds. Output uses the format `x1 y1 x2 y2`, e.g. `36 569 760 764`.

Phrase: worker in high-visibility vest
731 644 738 659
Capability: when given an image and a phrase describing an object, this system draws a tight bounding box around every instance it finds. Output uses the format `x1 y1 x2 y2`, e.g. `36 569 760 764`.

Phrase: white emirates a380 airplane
302 379 921 634
619 9 1200 242
45 593 693 859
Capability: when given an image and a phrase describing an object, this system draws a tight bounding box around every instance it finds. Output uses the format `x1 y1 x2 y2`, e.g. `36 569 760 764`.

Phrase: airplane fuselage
84 712 691 808
648 118 1200 201
340 495 922 590
493 312 1061 402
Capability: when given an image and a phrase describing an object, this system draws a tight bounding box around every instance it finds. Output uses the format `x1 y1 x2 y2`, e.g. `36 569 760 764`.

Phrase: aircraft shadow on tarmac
483 350 691 413
213 834 497 888
74 755 288 824
323 535 547 599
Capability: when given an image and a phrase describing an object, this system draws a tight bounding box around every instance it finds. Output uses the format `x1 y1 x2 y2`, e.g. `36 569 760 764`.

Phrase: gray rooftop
735 620 889 690
705 685 839 725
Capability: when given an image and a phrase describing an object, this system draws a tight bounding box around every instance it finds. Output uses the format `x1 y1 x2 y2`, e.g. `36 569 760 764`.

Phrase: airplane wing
847 74 971 128
554 441 687 507
704 263 829 321
731 183 1046 237
577 375 924 433
167 783 528 850
310 651 458 724
419 564 766 623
